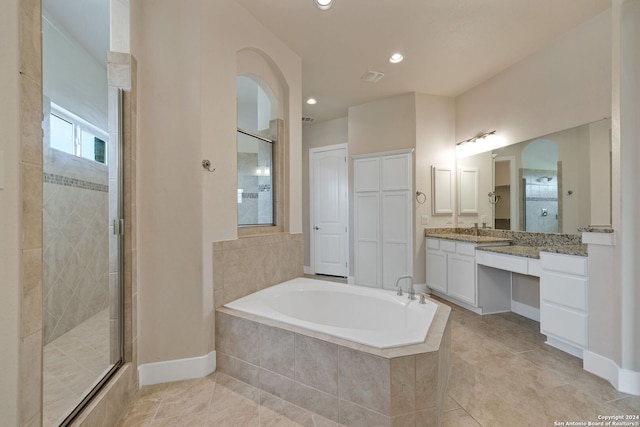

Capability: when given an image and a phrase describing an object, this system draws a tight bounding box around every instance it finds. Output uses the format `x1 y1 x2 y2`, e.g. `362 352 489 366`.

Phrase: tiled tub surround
213 233 304 307
216 300 452 427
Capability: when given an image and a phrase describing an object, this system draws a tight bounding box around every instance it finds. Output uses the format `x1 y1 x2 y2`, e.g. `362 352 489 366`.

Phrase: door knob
314 226 320 230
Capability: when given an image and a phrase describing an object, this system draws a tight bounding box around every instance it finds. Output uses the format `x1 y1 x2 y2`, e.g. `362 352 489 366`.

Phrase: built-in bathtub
216 277 451 426
224 278 438 349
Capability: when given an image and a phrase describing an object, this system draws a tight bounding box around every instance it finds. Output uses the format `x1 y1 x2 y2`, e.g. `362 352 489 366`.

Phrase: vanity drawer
541 303 587 347
541 252 587 276
541 271 587 311
440 240 456 253
476 251 528 275
426 238 440 250
456 242 476 257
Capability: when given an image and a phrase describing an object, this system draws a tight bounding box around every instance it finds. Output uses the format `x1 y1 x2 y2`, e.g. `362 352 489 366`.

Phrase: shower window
49 104 107 164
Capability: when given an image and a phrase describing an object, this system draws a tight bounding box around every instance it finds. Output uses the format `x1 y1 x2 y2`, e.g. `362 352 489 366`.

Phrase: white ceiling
41 0 611 124
235 0 610 123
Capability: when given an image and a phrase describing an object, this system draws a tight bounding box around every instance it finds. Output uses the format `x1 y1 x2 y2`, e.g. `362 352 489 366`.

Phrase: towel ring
488 191 501 204
416 191 427 204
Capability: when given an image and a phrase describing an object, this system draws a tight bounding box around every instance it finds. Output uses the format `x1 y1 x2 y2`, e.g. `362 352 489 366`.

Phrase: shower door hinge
113 219 125 236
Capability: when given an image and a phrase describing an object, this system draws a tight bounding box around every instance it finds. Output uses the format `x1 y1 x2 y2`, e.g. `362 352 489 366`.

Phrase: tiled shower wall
522 168 559 233
43 148 109 344
213 233 304 308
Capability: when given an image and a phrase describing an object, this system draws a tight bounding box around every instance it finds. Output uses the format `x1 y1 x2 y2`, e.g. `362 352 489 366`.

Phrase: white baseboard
347 276 355 284
303 266 313 275
138 350 216 387
511 300 540 322
619 368 640 395
584 350 640 396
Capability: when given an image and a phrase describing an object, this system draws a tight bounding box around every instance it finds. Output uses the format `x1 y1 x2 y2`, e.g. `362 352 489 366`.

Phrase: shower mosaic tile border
44 172 109 193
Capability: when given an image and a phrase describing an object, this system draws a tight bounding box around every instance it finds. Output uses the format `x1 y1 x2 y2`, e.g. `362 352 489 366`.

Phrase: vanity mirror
457 118 611 234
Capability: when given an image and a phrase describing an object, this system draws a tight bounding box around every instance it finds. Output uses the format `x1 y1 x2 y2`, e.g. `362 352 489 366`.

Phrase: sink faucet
395 275 415 300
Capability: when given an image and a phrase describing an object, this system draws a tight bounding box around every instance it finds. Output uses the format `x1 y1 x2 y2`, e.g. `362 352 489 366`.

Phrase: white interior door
311 145 348 277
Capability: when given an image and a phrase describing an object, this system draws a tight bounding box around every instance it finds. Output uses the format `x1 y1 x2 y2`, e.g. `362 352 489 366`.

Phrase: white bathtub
223 277 438 349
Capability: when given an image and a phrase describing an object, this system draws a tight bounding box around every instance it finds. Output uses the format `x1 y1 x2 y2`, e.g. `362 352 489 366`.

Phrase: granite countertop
540 244 588 257
476 245 540 258
424 232 512 245
578 227 614 233
477 244 588 258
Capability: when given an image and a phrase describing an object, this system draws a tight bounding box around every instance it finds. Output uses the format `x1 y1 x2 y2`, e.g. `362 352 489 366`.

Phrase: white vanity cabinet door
447 243 477 306
426 239 478 306
426 239 447 293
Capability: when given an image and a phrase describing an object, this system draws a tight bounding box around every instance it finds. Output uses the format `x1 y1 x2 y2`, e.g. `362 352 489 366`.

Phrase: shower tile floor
116 297 640 427
43 309 113 427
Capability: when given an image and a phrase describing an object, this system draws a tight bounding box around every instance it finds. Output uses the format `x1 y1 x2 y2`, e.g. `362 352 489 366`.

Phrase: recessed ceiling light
315 0 333 11
389 53 404 64
306 98 317 105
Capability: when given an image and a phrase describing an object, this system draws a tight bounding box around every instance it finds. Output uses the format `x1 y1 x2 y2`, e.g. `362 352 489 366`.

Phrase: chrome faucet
395 275 415 300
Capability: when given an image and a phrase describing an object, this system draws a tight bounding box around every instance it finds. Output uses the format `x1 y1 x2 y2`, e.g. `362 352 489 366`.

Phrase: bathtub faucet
395 275 415 300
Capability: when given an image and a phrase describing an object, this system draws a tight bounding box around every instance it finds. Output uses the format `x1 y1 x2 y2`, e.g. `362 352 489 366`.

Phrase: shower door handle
113 219 125 235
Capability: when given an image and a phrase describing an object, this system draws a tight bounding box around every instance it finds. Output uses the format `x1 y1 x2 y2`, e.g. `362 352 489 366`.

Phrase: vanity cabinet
425 238 450 293
540 252 588 358
426 238 477 307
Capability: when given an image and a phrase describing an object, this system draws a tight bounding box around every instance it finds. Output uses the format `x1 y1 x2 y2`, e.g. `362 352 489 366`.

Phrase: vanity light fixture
314 0 333 11
389 53 404 64
457 130 497 146
306 98 317 105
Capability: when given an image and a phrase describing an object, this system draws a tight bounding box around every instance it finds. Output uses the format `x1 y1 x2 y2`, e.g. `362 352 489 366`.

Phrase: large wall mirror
457 118 611 234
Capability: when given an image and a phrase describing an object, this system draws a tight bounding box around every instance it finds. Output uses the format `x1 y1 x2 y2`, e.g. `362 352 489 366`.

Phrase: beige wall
414 93 456 283
615 0 640 373
0 0 21 423
302 117 348 268
200 0 302 355
455 9 611 149
134 0 302 365
348 93 416 157
136 0 205 364
348 94 418 279
303 94 457 282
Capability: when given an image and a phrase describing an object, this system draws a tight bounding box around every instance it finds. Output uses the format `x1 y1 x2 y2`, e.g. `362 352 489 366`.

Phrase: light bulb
315 0 333 11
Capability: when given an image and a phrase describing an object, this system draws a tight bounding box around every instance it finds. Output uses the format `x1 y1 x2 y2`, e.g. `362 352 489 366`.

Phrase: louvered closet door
381 190 411 289
354 151 412 288
381 154 412 289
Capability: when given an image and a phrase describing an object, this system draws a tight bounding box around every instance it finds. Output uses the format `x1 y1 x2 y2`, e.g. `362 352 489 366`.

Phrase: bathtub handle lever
396 286 403 296
419 294 428 304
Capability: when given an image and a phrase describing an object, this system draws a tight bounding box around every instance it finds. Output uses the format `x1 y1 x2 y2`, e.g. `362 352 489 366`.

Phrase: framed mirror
457 118 611 233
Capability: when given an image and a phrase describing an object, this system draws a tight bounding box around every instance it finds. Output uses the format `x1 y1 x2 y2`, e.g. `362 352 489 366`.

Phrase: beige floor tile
43 308 112 425
154 379 215 419
115 299 636 427
441 408 481 427
259 391 315 427
442 395 461 412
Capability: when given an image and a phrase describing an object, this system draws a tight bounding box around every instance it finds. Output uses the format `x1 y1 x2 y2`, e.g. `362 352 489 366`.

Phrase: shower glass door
42 2 123 425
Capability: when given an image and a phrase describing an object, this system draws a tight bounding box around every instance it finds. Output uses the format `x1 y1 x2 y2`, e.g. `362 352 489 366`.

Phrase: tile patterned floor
43 309 113 427
116 298 640 427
